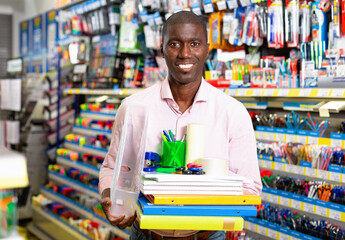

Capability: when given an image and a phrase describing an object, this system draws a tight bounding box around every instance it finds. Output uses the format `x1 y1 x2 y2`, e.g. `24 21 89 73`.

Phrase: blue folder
138 195 257 216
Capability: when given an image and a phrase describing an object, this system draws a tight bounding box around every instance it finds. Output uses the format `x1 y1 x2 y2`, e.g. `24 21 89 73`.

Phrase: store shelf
32 204 92 240
47 123 73 145
80 110 116 120
261 187 345 223
255 130 340 147
225 88 345 99
56 156 100 176
44 95 75 112
73 125 112 138
26 224 55 240
1 236 24 240
259 159 345 183
244 216 321 240
40 187 130 239
64 141 108 157
48 171 100 199
64 88 143 96
64 88 345 99
46 109 75 131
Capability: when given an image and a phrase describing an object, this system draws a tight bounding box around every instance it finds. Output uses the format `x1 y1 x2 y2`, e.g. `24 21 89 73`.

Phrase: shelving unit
64 140 108 157
244 217 322 240
261 187 345 223
72 125 112 138
258 159 345 183
56 156 100 176
40 187 130 239
80 110 116 120
48 171 100 199
31 205 92 240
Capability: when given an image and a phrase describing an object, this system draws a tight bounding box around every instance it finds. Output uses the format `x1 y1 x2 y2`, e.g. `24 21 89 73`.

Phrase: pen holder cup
161 141 186 168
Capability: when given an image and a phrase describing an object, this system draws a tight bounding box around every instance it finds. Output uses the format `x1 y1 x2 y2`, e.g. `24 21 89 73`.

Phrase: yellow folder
137 206 244 231
145 191 261 205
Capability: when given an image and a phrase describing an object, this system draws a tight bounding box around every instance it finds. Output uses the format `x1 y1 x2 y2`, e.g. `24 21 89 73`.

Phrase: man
99 11 262 240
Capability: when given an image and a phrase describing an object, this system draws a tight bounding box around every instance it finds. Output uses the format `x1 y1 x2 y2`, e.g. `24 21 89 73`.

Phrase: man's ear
206 43 210 56
160 43 164 58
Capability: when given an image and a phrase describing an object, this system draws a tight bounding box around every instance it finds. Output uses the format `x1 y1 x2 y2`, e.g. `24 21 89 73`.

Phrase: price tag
299 88 311 97
275 162 284 171
285 164 292 173
264 89 274 97
247 222 255 231
296 135 307 144
228 89 237 96
253 89 262 96
291 199 301 210
270 194 279 204
317 169 328 180
261 192 269 201
306 168 316 177
278 89 289 96
331 138 343 148
267 229 277 239
216 1 227 10
294 165 304 175
266 132 274 141
257 225 266 235
316 206 327 216
279 233 290 240
280 197 289 206
317 89 330 97
329 209 341 221
227 0 238 9
276 133 285 142
263 161 272 169
204 3 214 13
308 136 318 144
286 134 295 142
257 131 265 140
330 89 345 98
329 172 341 182
304 203 314 213
237 89 246 96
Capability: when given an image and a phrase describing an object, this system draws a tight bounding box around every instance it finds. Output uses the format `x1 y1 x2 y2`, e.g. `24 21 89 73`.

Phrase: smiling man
99 11 262 240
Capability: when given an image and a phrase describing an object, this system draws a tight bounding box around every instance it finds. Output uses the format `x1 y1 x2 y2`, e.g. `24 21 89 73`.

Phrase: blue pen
163 130 171 142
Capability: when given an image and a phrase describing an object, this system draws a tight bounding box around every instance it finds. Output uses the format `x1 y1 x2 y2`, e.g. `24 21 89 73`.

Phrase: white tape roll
196 158 228 176
185 124 205 165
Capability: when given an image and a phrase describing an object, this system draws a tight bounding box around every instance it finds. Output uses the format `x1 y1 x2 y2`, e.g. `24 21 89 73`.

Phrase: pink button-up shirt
99 79 262 237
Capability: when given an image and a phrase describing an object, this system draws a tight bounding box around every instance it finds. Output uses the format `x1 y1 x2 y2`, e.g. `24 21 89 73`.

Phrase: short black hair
162 11 208 43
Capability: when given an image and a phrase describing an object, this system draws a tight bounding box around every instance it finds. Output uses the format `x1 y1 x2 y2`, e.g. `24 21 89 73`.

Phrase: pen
161 133 169 142
163 130 171 142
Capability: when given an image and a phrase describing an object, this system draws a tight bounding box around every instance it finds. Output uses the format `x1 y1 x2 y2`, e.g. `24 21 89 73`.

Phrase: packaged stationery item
285 0 299 47
267 0 284 48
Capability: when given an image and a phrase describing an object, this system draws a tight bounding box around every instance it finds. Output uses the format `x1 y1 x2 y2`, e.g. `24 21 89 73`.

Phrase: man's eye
169 42 180 47
191 42 200 47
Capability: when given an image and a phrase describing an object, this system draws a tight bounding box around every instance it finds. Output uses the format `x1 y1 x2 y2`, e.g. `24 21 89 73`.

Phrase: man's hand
101 188 137 229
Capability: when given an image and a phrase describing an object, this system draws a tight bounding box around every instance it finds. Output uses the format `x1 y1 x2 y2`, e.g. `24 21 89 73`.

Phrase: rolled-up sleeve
98 100 127 196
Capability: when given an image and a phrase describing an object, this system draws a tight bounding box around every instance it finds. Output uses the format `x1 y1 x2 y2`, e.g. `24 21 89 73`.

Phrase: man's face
161 23 209 85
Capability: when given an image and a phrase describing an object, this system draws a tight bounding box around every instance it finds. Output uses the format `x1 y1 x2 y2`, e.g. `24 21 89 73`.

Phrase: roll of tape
196 158 228 176
185 124 205 165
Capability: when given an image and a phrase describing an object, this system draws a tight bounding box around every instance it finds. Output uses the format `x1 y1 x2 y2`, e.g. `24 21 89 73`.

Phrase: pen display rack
161 141 186 168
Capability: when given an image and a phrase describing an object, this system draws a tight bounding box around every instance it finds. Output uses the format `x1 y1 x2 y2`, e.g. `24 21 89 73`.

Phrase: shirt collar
160 78 208 103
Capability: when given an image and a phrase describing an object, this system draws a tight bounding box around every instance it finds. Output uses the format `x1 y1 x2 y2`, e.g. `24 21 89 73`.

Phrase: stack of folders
137 173 261 231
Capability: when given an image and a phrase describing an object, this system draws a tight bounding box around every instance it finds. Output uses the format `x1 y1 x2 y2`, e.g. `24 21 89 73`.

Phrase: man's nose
178 44 192 58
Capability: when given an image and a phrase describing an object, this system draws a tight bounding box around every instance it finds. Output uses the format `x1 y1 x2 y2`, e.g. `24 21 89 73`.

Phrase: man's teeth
179 64 193 69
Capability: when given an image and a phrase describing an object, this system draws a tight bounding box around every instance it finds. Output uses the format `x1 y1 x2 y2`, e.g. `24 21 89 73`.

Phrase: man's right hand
100 188 137 230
